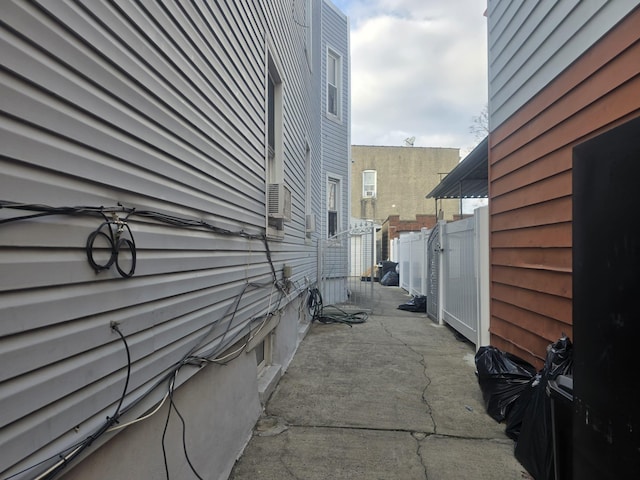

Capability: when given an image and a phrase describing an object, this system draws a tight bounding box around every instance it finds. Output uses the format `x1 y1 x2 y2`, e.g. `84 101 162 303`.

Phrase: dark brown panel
493 298 572 340
491 149 571 196
492 196 572 231
492 222 571 249
492 247 571 272
492 79 640 189
492 265 571 298
491 171 571 214
489 335 542 370
493 282 572 322
489 320 548 369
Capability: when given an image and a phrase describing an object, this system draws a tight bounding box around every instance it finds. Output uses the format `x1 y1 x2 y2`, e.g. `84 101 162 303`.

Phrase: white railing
396 206 490 348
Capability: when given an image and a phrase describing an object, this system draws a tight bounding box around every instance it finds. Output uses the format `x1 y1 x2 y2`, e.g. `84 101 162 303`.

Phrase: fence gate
426 222 442 322
318 221 376 312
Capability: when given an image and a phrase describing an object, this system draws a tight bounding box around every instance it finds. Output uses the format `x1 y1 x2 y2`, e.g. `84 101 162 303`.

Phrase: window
327 49 341 118
362 170 377 198
328 178 339 237
305 142 313 239
304 0 313 67
255 334 272 372
266 49 285 238
267 55 283 184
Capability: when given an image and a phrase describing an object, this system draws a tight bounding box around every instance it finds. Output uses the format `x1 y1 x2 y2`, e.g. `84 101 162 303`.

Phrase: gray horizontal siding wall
488 0 638 129
321 0 350 276
0 0 321 477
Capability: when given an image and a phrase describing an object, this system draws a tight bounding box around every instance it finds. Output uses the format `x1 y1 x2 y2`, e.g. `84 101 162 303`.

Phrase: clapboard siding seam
490 10 640 145
10 2 264 170
0 106 264 210
0 284 273 426
131 0 263 144
0 266 278 336
0 279 280 383
488 0 637 129
490 149 571 197
489 0 582 103
491 171 571 214
491 197 571 231
0 249 276 291
490 79 640 188
491 222 571 249
489 0 557 75
491 248 571 272
492 265 571 298
492 42 640 160
0 123 264 223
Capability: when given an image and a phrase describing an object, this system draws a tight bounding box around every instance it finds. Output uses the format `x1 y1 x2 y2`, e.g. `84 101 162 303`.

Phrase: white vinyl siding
321 1 350 242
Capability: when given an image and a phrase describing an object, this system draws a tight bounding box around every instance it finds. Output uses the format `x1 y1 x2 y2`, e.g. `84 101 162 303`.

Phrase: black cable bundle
86 216 136 278
308 288 368 326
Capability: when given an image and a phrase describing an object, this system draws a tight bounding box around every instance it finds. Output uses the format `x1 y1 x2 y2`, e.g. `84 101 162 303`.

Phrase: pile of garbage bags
475 336 573 480
379 261 399 286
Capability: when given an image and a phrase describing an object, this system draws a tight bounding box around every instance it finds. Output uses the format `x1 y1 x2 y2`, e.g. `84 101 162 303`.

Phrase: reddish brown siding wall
489 9 640 368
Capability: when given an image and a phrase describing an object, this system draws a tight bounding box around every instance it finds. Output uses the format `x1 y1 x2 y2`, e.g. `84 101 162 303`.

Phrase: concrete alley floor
229 284 528 480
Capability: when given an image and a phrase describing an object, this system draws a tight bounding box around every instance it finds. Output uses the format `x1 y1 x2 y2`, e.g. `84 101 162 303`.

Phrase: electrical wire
161 372 205 480
30 324 132 480
0 200 299 479
106 392 169 433
308 288 368 326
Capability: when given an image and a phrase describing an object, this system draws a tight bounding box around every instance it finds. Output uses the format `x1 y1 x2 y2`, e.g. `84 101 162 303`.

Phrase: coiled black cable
86 217 136 278
308 287 368 326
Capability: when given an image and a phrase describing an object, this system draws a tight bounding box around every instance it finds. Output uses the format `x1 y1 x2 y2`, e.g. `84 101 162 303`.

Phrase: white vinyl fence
395 206 490 349
398 228 430 296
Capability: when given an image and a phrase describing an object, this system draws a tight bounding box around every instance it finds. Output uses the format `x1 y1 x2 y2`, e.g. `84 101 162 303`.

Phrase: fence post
437 220 445 325
475 206 490 348
370 221 375 300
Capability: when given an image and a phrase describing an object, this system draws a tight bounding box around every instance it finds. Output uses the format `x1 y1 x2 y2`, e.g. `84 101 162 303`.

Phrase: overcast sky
331 0 488 158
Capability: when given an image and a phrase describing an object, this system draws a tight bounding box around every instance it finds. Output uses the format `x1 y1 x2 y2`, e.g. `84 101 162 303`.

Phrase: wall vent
305 213 316 233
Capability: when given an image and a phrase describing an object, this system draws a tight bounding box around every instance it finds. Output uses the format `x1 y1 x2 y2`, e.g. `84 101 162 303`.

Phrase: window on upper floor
304 0 313 68
328 177 339 237
362 170 377 198
327 49 341 119
266 50 288 239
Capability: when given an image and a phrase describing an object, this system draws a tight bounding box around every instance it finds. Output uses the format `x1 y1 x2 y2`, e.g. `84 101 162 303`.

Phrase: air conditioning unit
364 190 375 197
268 183 291 221
305 213 316 233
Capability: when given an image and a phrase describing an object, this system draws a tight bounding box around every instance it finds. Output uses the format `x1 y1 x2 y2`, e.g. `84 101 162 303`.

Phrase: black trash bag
504 377 535 441
398 295 426 312
380 271 399 286
514 336 573 480
475 346 537 423
380 261 398 278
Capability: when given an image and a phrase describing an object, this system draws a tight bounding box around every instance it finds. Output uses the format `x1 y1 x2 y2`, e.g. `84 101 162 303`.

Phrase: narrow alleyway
230 284 527 479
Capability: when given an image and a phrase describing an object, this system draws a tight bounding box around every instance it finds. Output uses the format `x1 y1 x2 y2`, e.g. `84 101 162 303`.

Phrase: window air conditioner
364 190 374 197
305 213 316 233
268 183 291 221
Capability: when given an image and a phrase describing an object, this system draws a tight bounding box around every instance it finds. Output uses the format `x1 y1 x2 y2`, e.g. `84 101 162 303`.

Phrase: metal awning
426 136 488 199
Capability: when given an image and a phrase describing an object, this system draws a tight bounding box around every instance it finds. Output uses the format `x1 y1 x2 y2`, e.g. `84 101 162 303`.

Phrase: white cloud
336 0 488 153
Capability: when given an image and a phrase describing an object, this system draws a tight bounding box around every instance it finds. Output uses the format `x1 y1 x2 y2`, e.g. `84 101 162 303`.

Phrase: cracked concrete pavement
229 285 528 479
